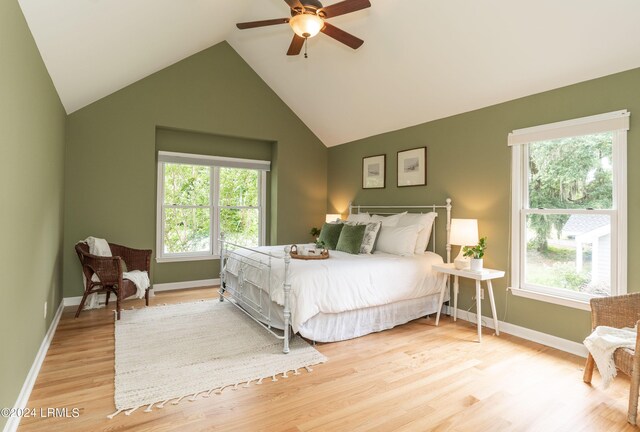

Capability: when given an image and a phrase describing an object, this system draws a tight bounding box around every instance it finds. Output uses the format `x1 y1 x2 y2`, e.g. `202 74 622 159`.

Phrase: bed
219 200 452 353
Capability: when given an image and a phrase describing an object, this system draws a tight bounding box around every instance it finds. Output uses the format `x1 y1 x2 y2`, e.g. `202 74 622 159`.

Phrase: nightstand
433 263 505 342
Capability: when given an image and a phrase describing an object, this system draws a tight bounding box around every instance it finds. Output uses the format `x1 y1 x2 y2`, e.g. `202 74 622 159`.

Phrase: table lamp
325 214 341 223
450 218 479 269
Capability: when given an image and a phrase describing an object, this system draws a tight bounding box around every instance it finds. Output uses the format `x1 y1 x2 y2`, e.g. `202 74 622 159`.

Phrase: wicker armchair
75 242 152 320
583 293 640 424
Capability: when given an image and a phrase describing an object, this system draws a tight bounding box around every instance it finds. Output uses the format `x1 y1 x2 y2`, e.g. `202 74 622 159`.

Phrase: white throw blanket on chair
584 325 637 388
80 237 150 310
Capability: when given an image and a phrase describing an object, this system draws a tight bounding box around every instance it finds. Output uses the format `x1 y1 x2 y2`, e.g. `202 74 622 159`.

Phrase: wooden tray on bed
290 244 329 260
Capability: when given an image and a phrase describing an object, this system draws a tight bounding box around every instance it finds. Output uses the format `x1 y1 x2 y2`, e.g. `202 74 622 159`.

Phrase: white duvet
224 245 446 332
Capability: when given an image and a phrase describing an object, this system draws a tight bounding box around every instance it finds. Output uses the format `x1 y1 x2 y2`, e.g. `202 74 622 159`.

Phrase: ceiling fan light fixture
289 13 324 38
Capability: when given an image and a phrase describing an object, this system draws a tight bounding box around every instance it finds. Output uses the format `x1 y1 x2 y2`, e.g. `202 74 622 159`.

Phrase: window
156 151 269 262
509 110 628 310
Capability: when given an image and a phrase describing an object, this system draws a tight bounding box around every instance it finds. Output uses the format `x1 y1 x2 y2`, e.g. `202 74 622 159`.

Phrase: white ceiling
19 0 640 147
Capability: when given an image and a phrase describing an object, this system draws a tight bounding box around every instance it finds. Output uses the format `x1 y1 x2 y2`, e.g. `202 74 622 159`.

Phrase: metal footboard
219 233 293 354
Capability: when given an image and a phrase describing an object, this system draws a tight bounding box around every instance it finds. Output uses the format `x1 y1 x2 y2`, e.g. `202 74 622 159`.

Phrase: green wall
154 127 273 283
0 0 66 428
64 42 327 296
328 68 640 343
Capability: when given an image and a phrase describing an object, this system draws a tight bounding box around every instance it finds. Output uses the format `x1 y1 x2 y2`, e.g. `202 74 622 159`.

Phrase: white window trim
156 153 268 263
509 110 629 310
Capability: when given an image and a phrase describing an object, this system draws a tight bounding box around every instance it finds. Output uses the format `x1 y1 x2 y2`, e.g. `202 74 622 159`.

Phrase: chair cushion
614 347 635 376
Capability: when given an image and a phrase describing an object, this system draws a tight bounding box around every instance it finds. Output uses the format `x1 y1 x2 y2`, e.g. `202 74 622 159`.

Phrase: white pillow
398 212 437 254
375 224 422 256
347 212 370 224
370 211 407 227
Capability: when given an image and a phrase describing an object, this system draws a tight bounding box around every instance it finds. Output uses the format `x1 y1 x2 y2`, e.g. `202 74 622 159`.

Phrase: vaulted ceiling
18 0 640 146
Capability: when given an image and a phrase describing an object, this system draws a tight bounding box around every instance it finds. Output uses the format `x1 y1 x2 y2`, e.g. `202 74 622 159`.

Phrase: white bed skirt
225 272 449 343
297 294 447 342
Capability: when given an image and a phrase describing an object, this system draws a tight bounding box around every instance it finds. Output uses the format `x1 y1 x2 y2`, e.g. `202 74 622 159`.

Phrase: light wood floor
18 288 637 432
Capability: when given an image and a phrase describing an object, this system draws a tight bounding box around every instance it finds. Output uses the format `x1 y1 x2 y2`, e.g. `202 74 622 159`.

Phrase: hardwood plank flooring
17 288 637 431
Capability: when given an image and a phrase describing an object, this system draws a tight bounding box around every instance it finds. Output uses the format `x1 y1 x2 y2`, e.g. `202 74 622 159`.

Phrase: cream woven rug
111 300 326 418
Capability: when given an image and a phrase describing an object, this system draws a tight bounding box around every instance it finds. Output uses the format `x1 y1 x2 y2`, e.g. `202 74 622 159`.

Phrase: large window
509 111 628 309
156 152 268 262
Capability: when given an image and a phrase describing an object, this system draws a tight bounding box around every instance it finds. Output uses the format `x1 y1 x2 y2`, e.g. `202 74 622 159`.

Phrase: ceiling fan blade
236 18 290 29
319 0 371 18
321 22 364 49
287 34 305 56
283 0 304 10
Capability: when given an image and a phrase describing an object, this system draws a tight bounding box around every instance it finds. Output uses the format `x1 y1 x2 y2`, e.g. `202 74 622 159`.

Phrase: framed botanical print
397 147 426 187
362 154 386 189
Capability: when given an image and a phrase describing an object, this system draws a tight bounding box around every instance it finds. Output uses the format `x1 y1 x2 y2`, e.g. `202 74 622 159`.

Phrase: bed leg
219 232 226 303
283 248 292 354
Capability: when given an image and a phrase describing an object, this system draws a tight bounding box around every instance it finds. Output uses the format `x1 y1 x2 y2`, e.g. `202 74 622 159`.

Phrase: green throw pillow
336 224 367 254
318 222 344 250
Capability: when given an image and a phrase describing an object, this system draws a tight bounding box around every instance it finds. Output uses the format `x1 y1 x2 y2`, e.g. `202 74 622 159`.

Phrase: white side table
432 263 505 342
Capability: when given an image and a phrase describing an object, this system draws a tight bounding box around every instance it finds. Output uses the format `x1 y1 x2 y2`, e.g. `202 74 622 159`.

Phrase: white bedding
224 245 446 332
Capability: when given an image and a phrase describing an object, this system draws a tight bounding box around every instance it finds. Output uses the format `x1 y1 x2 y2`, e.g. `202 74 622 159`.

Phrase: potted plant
463 237 487 271
310 227 321 240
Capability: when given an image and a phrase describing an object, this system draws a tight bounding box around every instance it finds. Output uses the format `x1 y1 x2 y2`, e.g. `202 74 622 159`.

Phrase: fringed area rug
110 300 326 418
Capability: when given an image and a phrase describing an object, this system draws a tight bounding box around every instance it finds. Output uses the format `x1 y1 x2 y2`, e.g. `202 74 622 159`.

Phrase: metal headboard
348 198 452 264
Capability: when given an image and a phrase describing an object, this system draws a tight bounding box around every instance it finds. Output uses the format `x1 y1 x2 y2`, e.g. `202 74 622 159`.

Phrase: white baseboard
3 301 64 432
153 278 220 292
63 293 107 307
62 278 219 307
445 306 588 358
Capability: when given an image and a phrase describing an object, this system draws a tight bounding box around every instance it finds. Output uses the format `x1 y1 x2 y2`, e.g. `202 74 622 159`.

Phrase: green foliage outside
525 132 612 294
163 164 260 254
219 167 259 247
537 244 591 262
163 164 210 253
526 255 591 291
527 132 612 252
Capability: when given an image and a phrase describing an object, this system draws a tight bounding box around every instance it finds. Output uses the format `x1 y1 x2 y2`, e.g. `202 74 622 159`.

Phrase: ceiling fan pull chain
304 37 308 59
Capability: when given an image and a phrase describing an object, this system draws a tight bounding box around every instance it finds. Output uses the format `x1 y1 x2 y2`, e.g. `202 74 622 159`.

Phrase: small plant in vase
310 227 321 241
315 239 327 253
463 237 487 271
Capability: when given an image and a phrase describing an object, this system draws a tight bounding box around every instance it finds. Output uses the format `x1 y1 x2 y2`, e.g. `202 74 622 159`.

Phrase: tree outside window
159 159 266 261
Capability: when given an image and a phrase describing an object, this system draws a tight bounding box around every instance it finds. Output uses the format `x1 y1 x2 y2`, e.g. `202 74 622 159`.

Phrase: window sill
156 254 220 264
509 287 591 311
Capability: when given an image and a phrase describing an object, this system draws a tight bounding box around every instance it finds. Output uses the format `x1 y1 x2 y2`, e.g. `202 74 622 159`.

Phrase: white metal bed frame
218 198 452 354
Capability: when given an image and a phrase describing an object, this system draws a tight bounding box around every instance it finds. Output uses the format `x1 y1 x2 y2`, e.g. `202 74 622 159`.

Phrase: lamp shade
326 213 341 223
449 218 479 246
289 13 324 38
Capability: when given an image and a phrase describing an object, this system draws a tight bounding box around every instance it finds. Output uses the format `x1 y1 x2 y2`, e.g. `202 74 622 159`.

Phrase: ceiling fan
236 0 371 57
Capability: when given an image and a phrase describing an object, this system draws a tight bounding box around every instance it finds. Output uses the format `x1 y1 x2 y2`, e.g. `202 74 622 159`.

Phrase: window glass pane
528 132 613 209
163 207 211 254
220 208 259 247
525 213 611 296
219 168 259 207
163 163 210 206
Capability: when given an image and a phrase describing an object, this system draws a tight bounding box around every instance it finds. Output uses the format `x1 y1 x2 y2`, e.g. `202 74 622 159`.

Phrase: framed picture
362 154 386 189
397 147 426 187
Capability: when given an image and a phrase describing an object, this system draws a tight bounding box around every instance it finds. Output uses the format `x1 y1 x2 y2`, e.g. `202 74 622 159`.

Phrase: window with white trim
509 110 628 309
156 151 269 262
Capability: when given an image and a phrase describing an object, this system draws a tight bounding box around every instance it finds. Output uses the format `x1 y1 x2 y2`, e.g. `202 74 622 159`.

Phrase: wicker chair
583 293 640 424
75 242 152 320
